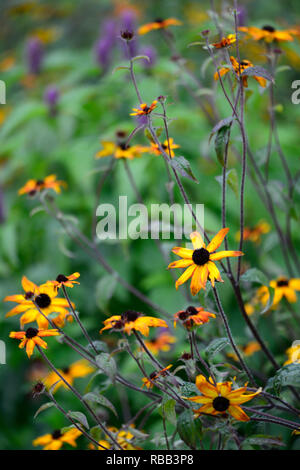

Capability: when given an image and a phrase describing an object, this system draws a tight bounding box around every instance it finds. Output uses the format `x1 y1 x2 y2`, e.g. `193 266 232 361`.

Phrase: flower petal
207 228 229 253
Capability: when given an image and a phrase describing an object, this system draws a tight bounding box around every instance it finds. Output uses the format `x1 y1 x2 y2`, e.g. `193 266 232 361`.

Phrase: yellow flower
143 332 176 355
29 27 60 44
148 138 180 158
270 277 300 305
90 426 141 450
142 365 172 389
168 228 243 295
100 310 168 337
138 18 182 35
96 141 148 160
239 25 296 43
9 327 60 359
183 375 261 422
236 220 271 244
214 56 267 88
173 306 216 329
48 272 80 289
130 101 157 116
4 276 74 329
228 341 261 361
212 34 236 48
284 342 300 366
33 428 82 450
44 360 95 392
18 175 66 196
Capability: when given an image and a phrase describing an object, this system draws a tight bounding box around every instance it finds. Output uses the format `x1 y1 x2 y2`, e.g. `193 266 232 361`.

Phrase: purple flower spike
236 5 247 26
120 9 138 58
26 37 43 75
94 19 117 71
44 85 59 117
139 45 157 68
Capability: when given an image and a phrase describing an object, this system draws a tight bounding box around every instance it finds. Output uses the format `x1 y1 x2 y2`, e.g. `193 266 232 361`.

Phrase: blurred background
0 0 300 449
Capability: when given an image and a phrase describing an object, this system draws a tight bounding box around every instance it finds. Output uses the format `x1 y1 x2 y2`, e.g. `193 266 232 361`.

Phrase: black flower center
121 30 134 40
62 367 70 374
25 327 38 339
113 320 125 330
178 311 190 321
36 180 44 186
212 396 230 412
119 143 129 150
192 248 210 266
24 291 34 300
149 371 157 380
122 310 141 323
181 352 192 360
277 279 289 287
35 293 51 309
52 429 62 440
155 18 164 23
186 306 198 316
262 25 276 33
56 274 68 283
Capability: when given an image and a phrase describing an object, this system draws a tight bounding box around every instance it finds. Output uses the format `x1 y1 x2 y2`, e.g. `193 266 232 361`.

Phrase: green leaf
67 411 89 429
177 409 202 449
170 156 198 183
210 116 235 141
95 353 117 383
267 363 300 394
241 66 274 83
215 169 238 198
214 124 231 166
87 341 108 354
34 402 55 419
205 337 230 360
240 268 269 286
180 381 199 397
161 398 177 426
132 55 150 63
95 274 117 312
84 392 117 416
112 65 130 74
242 434 285 449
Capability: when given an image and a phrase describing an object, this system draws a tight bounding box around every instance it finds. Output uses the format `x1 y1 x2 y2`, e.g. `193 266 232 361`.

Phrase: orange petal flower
214 56 267 88
10 327 60 358
48 273 80 289
33 428 82 450
142 365 172 389
138 18 182 35
18 174 66 196
100 310 168 337
174 306 216 329
239 25 295 43
130 101 157 116
213 34 236 48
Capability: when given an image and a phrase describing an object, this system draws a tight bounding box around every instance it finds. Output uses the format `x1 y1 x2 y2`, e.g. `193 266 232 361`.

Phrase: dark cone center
35 293 51 309
122 310 140 323
52 429 62 440
192 248 210 266
262 25 276 33
56 274 68 283
277 279 289 287
25 327 39 339
213 396 230 412
186 306 198 316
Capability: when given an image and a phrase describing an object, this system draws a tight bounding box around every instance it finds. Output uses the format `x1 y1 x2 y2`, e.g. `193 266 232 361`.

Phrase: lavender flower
26 37 43 75
44 85 59 117
120 9 138 58
94 19 117 71
139 45 157 68
236 5 247 26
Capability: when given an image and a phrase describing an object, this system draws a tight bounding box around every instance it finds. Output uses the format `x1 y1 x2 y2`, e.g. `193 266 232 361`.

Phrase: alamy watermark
0 80 6 104
0 340 6 364
291 80 300 104
96 196 204 241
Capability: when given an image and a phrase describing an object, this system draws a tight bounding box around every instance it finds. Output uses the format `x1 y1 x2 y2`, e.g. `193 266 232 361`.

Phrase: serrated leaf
170 156 198 183
177 409 202 449
240 268 268 286
84 392 117 417
95 353 117 383
34 402 55 419
67 411 89 429
241 66 274 83
205 337 230 360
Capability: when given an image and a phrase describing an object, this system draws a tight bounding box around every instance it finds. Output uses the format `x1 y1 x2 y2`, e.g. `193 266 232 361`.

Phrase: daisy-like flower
100 310 168 337
174 306 216 329
33 428 82 450
236 220 271 244
130 101 157 116
183 375 261 422
138 18 182 35
9 327 60 358
228 341 261 362
270 277 300 305
214 56 267 88
4 276 74 329
44 359 95 393
148 138 180 158
212 34 236 48
90 426 141 450
238 25 295 43
142 365 172 389
49 273 80 290
143 332 176 355
18 175 66 196
96 141 148 160
284 342 300 366
168 228 243 295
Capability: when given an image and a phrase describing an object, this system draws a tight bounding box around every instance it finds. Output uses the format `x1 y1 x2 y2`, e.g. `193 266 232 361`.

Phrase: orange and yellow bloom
168 228 243 295
270 277 300 305
9 327 60 358
148 138 180 158
236 220 271 244
44 359 95 392
214 56 267 88
138 18 182 35
18 175 66 196
130 101 157 116
174 306 216 329
4 276 74 329
33 428 82 450
212 34 236 48
142 365 172 389
143 332 176 355
48 272 80 290
96 141 148 160
100 310 168 337
238 25 295 43
90 426 140 450
183 375 261 422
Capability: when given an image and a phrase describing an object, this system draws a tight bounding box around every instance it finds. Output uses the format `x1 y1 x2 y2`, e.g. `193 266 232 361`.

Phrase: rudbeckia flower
18 175 66 196
183 375 261 422
212 34 236 48
138 18 182 35
214 56 267 88
100 310 168 336
168 228 243 295
33 428 82 450
174 306 216 329
238 25 295 43
9 327 60 358
49 272 80 289
236 220 271 244
142 365 172 389
96 141 148 160
4 276 74 329
90 426 141 450
284 342 300 366
228 341 261 361
130 101 157 116
270 277 300 305
148 138 180 158
44 359 95 392
143 332 176 355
